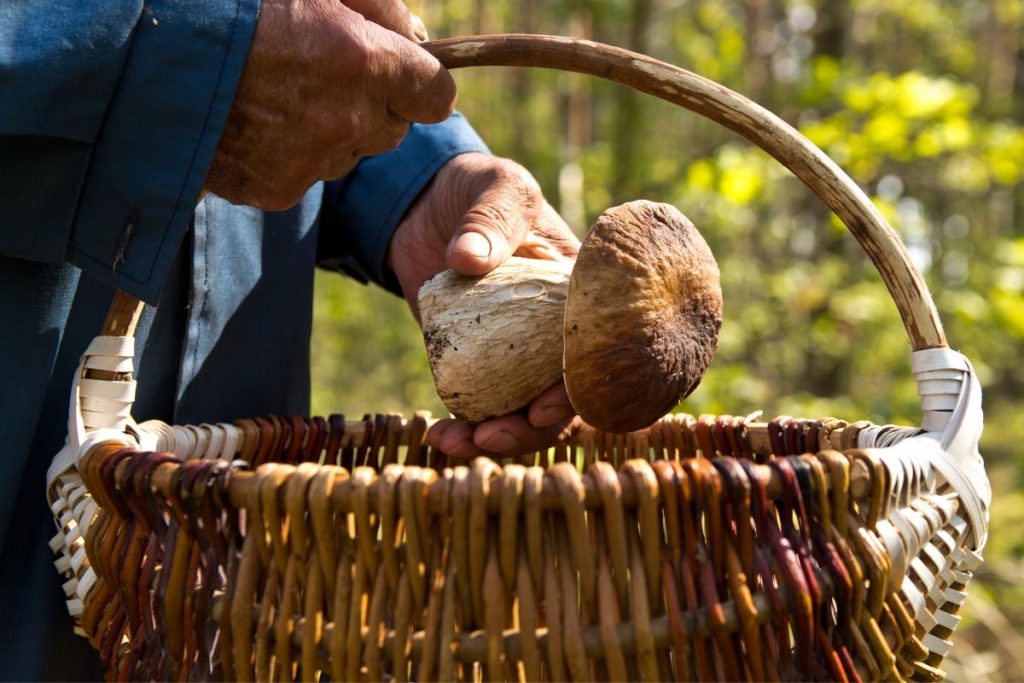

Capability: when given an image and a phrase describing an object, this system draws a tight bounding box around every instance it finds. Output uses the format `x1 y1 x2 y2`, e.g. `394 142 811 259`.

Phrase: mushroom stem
418 257 573 423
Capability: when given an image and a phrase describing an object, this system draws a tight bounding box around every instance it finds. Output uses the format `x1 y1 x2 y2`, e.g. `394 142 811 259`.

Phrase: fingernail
452 232 492 261
534 405 570 428
410 14 429 41
480 430 518 453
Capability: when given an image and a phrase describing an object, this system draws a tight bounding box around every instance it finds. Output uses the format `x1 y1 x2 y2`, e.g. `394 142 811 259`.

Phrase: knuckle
359 114 410 156
337 24 376 77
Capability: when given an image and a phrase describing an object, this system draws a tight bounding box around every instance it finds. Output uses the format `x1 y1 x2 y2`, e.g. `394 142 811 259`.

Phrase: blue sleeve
319 111 490 295
0 0 260 304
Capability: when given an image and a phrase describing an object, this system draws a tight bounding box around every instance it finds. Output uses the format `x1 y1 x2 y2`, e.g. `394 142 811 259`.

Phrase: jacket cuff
319 112 490 296
67 0 261 304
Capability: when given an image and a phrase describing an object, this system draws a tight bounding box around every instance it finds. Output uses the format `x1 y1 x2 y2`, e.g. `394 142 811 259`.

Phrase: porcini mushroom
418 200 722 433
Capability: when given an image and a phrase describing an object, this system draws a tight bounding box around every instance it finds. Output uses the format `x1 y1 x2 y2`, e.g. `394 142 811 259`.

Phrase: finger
541 201 583 258
357 112 411 157
343 0 416 40
513 203 582 262
428 419 480 460
473 413 581 457
368 22 456 124
527 383 576 429
446 175 539 276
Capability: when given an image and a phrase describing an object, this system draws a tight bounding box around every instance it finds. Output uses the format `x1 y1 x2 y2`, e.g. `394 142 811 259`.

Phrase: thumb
372 25 457 124
446 184 533 276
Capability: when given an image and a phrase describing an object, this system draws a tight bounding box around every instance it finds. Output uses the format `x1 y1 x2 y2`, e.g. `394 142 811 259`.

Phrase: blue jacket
0 1 487 677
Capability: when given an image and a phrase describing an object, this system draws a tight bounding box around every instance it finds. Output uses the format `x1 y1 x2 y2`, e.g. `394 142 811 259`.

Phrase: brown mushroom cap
563 200 722 433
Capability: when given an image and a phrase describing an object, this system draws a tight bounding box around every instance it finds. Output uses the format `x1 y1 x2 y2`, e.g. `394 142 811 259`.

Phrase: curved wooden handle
104 34 947 351
423 34 947 351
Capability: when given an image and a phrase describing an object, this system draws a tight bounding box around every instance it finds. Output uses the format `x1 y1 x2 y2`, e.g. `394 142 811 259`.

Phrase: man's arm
0 0 454 305
0 0 261 303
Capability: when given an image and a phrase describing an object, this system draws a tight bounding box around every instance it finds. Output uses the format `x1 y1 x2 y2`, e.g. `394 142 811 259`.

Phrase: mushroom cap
563 200 722 433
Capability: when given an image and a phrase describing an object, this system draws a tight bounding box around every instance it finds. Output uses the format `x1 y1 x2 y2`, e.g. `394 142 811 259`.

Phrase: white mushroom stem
418 257 573 423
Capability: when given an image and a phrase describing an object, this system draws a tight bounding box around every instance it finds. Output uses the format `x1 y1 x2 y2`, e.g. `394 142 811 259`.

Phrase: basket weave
46 34 990 682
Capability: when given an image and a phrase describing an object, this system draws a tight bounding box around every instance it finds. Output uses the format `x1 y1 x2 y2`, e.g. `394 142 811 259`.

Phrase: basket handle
101 33 945 352
424 34 946 352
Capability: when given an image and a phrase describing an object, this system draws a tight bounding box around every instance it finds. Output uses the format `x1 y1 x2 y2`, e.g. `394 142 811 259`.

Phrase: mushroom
418 200 722 432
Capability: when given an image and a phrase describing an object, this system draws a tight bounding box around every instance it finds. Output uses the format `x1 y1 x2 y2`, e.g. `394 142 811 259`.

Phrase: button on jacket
0 2 488 677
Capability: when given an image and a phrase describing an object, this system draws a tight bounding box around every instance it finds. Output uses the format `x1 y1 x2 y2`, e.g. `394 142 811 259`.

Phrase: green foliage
312 2 1023 676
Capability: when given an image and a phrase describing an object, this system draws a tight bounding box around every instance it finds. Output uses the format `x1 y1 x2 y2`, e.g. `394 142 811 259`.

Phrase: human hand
205 0 455 210
386 152 583 458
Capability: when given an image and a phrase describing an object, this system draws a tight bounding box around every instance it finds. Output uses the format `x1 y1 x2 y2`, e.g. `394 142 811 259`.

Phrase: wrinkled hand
206 0 455 210
387 153 583 459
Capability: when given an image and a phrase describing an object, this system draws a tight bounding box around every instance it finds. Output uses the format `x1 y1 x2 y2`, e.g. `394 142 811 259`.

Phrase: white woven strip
918 379 965 395
76 568 97 601
83 336 135 357
50 497 67 517
929 581 948 607
935 609 961 631
922 633 954 657
72 498 90 523
68 484 87 509
67 336 137 449
932 528 956 555
80 396 134 416
960 547 984 571
911 345 965 431
135 419 174 451
944 586 969 605
78 500 98 537
921 544 953 583
874 519 908 593
920 395 956 412
189 425 210 459
172 426 196 458
84 355 134 374
49 532 65 554
220 423 240 460
70 546 88 574
952 569 972 584
900 577 932 629
81 410 129 430
876 436 987 552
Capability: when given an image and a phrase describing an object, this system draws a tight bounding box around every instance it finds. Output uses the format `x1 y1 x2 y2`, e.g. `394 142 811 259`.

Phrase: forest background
310 0 1024 677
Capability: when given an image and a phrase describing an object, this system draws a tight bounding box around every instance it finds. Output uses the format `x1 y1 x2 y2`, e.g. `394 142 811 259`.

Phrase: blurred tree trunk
742 0 775 103
559 8 592 229
813 0 851 60
472 0 491 35
510 0 536 164
610 0 652 203
797 0 856 396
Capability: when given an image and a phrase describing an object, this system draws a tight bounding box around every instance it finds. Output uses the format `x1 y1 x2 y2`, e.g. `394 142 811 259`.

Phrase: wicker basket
46 35 990 682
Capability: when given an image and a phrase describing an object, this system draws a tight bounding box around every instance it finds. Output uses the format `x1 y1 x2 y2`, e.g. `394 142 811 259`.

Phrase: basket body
43 33 993 682
49 410 983 681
